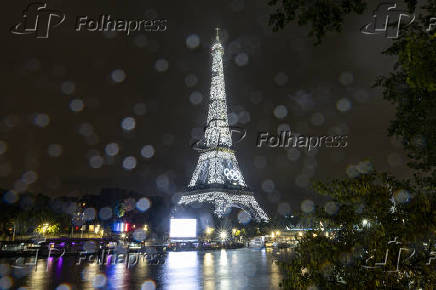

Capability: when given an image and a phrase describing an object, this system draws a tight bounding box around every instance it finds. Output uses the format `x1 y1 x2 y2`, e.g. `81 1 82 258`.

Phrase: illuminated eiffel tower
177 29 269 222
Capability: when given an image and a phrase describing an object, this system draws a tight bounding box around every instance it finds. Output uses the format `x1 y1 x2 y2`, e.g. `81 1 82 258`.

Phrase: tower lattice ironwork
177 29 269 222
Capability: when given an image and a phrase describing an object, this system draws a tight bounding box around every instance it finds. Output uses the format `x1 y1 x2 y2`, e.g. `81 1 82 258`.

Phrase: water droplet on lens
141 145 155 158
234 53 249 66
70 99 84 112
154 59 169 72
301 199 314 213
121 117 136 131
105 143 119 156
189 91 203 105
122 156 137 170
336 98 351 112
111 69 126 83
273 105 288 119
186 34 200 49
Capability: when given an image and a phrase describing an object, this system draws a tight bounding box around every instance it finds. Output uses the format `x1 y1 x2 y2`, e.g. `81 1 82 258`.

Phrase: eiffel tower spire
204 28 232 148
178 29 269 222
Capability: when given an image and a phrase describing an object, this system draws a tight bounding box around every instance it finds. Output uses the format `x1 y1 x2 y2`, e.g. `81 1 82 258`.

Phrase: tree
35 223 60 236
376 21 436 184
280 171 436 289
268 0 366 44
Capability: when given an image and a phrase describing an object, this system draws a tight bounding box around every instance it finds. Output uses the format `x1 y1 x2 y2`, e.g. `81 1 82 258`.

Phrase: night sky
1 0 410 214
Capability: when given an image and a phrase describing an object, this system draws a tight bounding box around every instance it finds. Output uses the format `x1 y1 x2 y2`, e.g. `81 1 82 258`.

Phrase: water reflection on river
2 248 285 289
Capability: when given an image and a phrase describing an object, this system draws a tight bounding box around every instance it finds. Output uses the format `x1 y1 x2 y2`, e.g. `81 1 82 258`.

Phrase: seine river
1 248 285 289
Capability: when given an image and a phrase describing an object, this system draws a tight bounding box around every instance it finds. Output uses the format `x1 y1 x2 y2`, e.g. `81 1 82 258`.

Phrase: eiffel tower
177 29 269 222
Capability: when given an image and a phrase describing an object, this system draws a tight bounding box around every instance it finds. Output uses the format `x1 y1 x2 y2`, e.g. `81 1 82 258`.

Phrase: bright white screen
169 219 197 238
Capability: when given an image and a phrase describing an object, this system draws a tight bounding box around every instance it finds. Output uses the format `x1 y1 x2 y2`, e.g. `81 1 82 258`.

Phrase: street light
219 230 227 241
43 223 49 235
205 227 214 235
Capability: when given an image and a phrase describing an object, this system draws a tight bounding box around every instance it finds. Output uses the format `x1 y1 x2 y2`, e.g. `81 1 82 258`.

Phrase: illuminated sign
169 219 197 238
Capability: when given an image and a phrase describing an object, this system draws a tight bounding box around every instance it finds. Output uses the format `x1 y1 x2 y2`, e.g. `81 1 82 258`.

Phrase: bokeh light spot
301 199 314 213
136 197 151 212
154 59 169 72
186 34 200 49
336 98 351 112
121 117 136 131
33 113 50 128
93 274 107 288
89 155 104 169
393 189 410 203
111 69 126 83
338 71 354 86
273 105 288 119
237 211 251 224
69 99 84 112
189 91 203 105
185 74 198 88
261 179 275 193
133 229 147 242
141 145 155 158
105 143 119 156
99 207 112 220
141 280 156 290
122 156 137 170
324 201 338 215
3 191 18 204
274 72 288 86
61 81 75 95
48 144 63 157
22 171 38 185
56 283 72 290
234 53 249 66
